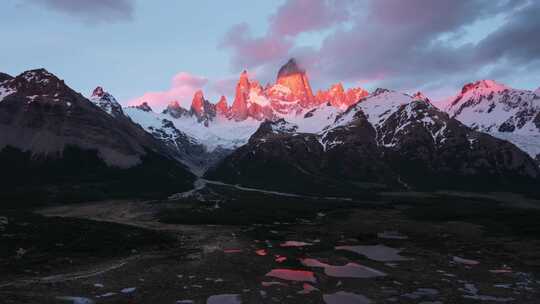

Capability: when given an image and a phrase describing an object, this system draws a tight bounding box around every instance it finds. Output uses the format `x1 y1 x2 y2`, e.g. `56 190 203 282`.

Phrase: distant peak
162 100 189 117
167 100 181 108
534 87 540 95
461 80 508 94
20 68 53 78
412 91 429 102
17 68 58 84
330 82 345 91
217 95 227 104
238 70 250 84
92 86 105 98
134 102 153 112
277 58 305 79
192 90 204 103
372 88 391 96
24 68 51 74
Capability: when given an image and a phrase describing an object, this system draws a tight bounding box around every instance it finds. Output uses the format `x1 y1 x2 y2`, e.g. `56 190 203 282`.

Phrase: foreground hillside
0 69 195 205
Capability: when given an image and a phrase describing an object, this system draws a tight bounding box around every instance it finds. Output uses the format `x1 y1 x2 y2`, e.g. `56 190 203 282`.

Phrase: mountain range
1 59 539 202
0 69 194 204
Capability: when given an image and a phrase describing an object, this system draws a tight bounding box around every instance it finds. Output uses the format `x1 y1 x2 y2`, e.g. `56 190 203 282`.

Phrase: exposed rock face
215 96 229 117
275 58 315 107
0 69 195 203
90 86 124 117
217 59 367 122
315 83 369 110
190 90 216 125
346 87 370 105
230 71 251 121
162 101 190 118
411 91 430 102
207 90 540 195
130 59 367 132
134 102 153 112
445 80 540 162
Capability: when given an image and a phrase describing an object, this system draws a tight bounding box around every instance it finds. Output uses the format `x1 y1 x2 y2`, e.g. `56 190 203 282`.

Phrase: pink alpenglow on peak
231 70 251 121
128 58 369 124
315 83 369 109
411 91 430 102
190 90 206 116
215 95 229 116
274 58 315 107
459 80 508 95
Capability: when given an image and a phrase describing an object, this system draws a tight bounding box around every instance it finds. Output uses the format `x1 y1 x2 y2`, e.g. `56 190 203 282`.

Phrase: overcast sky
1 0 539 110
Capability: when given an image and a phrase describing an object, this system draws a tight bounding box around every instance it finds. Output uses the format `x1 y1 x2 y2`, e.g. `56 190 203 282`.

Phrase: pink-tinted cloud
210 76 239 98
220 0 351 71
127 72 207 111
220 23 293 70
220 0 540 97
269 0 350 37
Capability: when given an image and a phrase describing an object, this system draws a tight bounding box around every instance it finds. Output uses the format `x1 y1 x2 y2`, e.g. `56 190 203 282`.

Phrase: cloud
210 76 239 99
127 72 208 111
268 0 350 37
220 0 540 97
474 2 540 66
23 0 135 23
219 0 351 71
220 23 293 70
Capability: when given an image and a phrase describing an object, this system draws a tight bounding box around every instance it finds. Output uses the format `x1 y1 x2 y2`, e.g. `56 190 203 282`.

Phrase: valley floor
1 185 540 303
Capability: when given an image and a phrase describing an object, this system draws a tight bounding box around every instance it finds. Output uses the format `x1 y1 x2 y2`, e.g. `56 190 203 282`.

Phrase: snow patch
0 85 16 102
249 90 270 106
120 287 136 294
452 256 480 265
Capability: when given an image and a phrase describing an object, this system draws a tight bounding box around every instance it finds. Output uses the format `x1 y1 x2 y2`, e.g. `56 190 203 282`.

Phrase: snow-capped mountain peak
91 86 106 98
18 68 56 85
90 86 124 117
163 100 190 118
460 79 508 94
134 102 153 112
411 91 430 103
444 80 540 161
